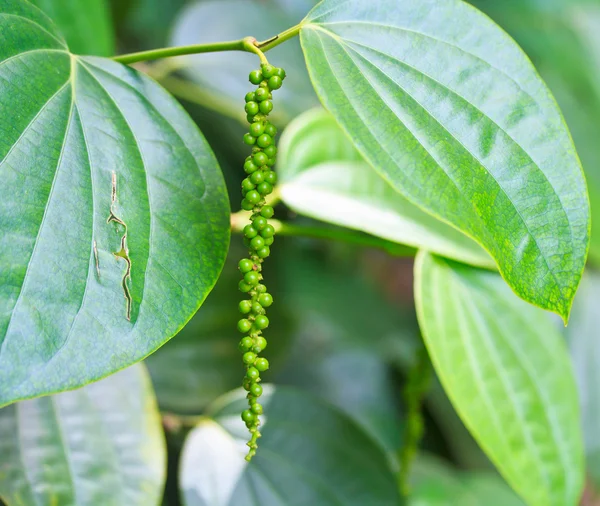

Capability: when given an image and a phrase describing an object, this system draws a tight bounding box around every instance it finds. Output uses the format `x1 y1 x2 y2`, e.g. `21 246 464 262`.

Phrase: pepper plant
0 0 594 505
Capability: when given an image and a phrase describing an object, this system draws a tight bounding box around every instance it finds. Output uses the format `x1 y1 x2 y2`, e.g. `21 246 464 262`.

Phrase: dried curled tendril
237 62 285 461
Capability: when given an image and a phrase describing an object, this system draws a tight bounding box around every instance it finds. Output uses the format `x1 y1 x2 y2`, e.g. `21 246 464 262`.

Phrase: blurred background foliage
43 0 599 503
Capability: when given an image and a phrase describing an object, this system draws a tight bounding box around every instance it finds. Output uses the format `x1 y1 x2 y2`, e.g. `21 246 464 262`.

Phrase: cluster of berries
237 63 285 461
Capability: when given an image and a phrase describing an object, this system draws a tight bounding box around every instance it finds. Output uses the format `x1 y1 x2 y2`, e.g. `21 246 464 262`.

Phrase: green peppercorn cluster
237 62 285 461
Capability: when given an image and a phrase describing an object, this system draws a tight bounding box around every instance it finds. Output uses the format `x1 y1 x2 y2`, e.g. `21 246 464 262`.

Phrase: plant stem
230 212 416 257
112 22 303 65
256 23 303 52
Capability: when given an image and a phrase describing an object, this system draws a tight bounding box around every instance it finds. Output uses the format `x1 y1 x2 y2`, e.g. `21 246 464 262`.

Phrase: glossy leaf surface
180 386 402 506
278 108 493 267
300 0 590 320
415 252 584 506
0 0 230 406
0 364 165 506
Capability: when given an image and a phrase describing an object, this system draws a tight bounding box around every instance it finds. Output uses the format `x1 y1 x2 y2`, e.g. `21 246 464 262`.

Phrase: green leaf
0 0 230 406
414 252 584 506
278 108 493 268
30 0 115 56
0 364 165 506
467 0 600 266
565 272 600 488
300 0 590 320
180 386 402 506
170 0 318 124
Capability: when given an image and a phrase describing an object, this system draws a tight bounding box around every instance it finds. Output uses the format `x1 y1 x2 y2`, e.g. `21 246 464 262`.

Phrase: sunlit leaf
415 252 584 506
300 0 590 320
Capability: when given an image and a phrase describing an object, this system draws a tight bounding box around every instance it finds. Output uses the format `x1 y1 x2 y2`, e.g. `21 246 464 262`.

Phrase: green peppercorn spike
237 65 284 461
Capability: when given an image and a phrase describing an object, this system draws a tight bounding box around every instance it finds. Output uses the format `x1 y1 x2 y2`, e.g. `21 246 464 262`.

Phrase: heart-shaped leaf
278 108 493 268
299 0 590 320
0 0 230 406
180 386 402 506
30 0 115 56
0 364 165 506
415 252 584 506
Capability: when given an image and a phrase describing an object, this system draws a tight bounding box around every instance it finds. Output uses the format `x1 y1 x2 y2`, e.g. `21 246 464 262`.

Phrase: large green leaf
469 0 600 267
299 0 590 320
180 386 402 506
415 252 584 506
278 108 493 268
170 0 318 124
0 364 165 506
0 0 230 406
30 0 115 56
566 272 600 488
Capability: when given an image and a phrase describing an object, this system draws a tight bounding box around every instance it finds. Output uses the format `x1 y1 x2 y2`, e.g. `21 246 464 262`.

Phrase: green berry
241 199 254 212
243 351 257 364
250 236 265 250
245 91 256 103
259 100 273 115
257 182 273 196
274 67 286 80
268 76 282 90
241 178 255 192
244 271 259 286
244 160 258 174
265 171 277 185
249 122 265 137
255 357 269 372
251 302 263 314
238 319 252 333
239 259 254 273
264 145 277 158
257 134 272 148
259 81 269 89
264 123 277 137
250 383 263 397
264 236 274 246
250 171 264 184
239 300 252 314
253 216 267 230
238 336 253 351
254 315 269 330
256 246 270 259
261 64 275 78
239 280 253 292
245 101 259 115
260 224 275 238
266 158 276 167
243 378 252 391
242 409 256 423
261 206 274 219
253 152 268 167
258 293 273 307
249 70 263 85
255 284 267 293
245 190 261 205
247 367 260 380
253 336 267 352
251 403 264 415
243 224 258 238
246 114 255 123
255 87 268 101
243 133 256 145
